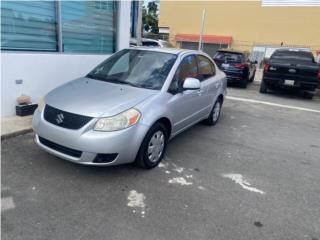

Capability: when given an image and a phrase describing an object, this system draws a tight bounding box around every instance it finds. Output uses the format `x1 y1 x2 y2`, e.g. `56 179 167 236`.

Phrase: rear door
197 55 219 116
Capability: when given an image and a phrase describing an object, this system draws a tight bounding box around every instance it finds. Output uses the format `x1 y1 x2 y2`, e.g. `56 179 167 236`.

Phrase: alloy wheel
147 130 165 163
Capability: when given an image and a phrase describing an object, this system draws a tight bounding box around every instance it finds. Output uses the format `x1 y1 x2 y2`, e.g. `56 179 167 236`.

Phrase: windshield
214 51 243 62
87 49 177 90
270 50 315 63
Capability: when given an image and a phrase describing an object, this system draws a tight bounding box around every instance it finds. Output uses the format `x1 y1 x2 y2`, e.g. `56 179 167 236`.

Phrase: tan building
159 1 320 60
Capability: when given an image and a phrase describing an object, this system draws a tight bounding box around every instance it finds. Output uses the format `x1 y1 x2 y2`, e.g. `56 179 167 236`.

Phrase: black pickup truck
260 49 320 98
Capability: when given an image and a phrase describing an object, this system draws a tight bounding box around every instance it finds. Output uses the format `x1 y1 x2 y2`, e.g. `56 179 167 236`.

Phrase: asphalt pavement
2 83 320 240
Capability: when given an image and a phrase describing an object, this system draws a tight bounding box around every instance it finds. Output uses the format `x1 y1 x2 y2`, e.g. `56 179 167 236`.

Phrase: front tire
135 122 168 169
204 98 222 126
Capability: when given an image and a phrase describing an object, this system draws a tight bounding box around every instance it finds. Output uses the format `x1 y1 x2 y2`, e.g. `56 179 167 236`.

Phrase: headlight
37 97 45 112
94 108 141 131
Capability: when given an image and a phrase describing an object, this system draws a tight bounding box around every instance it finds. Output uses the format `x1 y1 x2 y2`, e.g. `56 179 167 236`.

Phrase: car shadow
264 87 316 101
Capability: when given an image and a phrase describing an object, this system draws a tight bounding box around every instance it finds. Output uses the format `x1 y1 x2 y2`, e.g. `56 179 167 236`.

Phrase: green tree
142 1 159 34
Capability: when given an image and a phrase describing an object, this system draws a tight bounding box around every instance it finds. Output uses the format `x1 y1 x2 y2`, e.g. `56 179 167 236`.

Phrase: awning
175 34 233 44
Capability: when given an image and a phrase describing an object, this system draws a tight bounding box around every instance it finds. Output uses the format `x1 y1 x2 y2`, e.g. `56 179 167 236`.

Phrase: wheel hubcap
212 102 221 122
148 130 165 163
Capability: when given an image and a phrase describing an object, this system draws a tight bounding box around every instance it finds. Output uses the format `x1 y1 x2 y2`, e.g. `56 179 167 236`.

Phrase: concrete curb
1 128 33 141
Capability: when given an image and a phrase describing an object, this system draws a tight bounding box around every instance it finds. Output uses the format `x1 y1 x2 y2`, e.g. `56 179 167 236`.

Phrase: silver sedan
33 47 227 169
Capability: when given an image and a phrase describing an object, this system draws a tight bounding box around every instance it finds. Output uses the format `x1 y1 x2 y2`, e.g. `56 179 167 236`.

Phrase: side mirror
183 77 200 90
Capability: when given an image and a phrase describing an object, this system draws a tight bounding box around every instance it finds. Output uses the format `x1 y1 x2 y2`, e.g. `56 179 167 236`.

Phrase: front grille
39 136 82 158
44 105 92 130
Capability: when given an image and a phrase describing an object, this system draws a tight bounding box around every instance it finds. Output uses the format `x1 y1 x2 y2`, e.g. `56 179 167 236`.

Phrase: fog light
93 153 118 163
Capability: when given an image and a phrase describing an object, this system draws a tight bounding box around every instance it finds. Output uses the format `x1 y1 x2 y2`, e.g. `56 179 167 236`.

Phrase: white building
1 1 131 116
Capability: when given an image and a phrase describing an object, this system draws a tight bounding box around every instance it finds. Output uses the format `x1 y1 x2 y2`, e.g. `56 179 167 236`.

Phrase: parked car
213 49 256 88
260 49 320 98
130 38 174 48
33 48 227 169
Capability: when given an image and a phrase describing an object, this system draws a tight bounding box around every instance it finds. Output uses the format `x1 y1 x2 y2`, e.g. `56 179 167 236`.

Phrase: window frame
1 0 118 54
1 1 59 52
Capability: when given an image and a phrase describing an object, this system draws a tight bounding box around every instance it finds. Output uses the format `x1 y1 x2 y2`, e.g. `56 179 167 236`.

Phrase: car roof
127 46 203 56
274 48 311 53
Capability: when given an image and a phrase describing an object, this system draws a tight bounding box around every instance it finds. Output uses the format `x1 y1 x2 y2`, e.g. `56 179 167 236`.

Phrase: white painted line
1 197 15 211
223 173 265 195
227 96 320 113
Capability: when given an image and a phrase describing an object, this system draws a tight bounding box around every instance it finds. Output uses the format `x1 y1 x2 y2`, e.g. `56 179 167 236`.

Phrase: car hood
45 77 158 117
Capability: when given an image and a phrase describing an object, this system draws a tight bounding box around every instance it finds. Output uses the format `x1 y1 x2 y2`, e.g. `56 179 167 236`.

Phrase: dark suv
213 50 256 88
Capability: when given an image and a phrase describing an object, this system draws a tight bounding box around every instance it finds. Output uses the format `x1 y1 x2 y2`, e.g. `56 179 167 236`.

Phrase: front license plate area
284 80 295 86
221 63 230 68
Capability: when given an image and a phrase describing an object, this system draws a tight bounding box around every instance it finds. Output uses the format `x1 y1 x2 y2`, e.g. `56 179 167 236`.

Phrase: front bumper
32 109 149 166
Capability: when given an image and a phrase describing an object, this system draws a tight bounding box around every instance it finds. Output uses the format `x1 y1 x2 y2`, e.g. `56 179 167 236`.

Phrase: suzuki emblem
56 113 64 124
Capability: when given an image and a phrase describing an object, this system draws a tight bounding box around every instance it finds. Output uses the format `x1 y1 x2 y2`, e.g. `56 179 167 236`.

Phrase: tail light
233 63 247 69
264 63 270 73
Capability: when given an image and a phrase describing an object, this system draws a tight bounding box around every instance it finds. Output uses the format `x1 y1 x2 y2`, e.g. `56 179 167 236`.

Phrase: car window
168 55 198 94
142 41 160 47
214 51 243 63
197 55 215 80
270 50 315 63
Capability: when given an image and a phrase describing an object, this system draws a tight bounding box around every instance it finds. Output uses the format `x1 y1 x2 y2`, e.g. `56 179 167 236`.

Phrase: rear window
270 50 315 63
214 51 243 62
142 41 159 47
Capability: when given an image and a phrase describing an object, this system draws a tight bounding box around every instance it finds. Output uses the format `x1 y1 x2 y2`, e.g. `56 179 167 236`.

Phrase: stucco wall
1 1 131 117
159 1 320 52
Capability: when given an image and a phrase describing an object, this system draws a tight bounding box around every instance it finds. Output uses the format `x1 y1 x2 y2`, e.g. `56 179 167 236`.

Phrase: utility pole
198 9 206 51
136 0 143 46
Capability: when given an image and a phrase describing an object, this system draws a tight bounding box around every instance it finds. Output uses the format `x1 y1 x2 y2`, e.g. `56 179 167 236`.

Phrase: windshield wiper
109 79 142 88
86 75 142 88
86 74 107 81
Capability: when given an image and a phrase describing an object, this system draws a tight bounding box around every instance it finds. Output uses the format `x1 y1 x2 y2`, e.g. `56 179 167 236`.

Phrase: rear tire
259 79 268 93
204 98 222 126
303 91 314 100
135 122 168 169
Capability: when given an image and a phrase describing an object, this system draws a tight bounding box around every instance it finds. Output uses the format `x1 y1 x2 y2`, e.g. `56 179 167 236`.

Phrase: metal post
198 9 206 51
136 0 143 46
